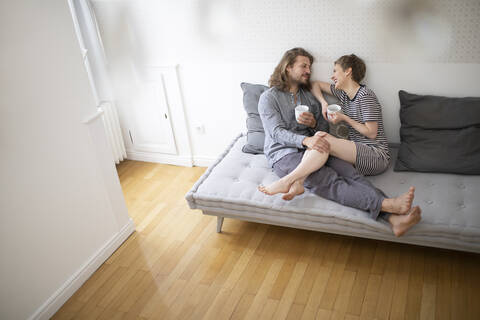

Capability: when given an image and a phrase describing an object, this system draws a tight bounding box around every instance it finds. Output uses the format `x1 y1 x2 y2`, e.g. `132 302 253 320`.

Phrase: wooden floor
53 160 480 320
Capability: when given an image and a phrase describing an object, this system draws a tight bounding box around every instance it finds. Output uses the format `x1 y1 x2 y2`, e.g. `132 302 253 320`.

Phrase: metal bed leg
216 216 224 233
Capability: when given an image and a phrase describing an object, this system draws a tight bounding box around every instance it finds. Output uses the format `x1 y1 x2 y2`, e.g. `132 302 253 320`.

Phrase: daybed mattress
186 134 480 253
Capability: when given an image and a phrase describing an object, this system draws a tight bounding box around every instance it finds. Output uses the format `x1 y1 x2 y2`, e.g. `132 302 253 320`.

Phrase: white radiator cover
100 101 126 164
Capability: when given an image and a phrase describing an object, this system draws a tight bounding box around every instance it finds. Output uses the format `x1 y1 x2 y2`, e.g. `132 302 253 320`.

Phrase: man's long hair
269 47 314 91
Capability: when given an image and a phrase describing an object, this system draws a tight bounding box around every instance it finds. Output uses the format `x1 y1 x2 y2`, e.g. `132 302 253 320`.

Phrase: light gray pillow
394 90 480 174
240 82 269 154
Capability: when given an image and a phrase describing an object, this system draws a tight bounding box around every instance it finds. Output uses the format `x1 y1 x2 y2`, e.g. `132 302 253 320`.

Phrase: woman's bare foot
258 177 293 196
282 180 305 200
389 206 422 237
382 186 415 215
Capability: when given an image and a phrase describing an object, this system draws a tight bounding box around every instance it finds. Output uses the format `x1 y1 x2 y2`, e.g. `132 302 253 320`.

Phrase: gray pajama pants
273 151 388 220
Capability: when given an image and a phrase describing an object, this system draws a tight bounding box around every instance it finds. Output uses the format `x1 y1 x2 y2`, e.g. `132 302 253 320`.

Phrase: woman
312 53 390 176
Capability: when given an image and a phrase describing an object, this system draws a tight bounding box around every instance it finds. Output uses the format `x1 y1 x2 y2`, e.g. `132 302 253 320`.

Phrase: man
257 47 421 237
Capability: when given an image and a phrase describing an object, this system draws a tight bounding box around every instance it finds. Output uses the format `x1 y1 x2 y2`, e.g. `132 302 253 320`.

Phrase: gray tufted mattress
186 134 480 253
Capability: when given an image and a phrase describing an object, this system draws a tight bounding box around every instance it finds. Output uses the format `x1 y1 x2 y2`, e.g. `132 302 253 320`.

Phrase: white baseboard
29 219 136 320
126 150 216 168
193 156 216 167
127 150 193 167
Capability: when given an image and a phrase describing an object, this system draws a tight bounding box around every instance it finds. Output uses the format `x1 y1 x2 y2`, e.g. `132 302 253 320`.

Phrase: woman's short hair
269 47 314 91
335 54 366 83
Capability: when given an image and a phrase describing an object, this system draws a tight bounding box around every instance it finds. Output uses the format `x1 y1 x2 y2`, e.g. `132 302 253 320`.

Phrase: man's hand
302 132 330 153
297 111 317 128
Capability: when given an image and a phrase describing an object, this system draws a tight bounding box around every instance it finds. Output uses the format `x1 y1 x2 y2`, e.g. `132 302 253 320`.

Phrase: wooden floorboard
52 160 480 319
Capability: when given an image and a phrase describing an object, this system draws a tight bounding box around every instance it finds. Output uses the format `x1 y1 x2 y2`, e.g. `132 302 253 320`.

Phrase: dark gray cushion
394 90 480 174
240 82 269 154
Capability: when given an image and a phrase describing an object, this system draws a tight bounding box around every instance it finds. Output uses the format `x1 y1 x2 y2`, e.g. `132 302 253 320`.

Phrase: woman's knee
315 131 331 138
309 149 330 161
316 132 336 144
306 147 329 155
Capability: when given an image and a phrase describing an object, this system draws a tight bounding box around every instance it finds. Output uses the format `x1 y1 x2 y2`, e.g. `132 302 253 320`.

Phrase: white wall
91 0 480 165
0 1 133 319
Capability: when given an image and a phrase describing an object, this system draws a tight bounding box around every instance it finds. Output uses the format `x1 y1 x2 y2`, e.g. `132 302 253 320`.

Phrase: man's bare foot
382 186 415 215
258 177 293 196
389 206 422 237
282 180 305 200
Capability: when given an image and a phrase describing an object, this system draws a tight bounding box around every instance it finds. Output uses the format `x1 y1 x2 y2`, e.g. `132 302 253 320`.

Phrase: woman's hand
312 82 330 120
321 102 329 120
329 112 346 125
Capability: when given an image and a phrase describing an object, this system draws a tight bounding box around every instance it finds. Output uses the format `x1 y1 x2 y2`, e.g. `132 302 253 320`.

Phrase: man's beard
298 75 310 87
288 73 310 88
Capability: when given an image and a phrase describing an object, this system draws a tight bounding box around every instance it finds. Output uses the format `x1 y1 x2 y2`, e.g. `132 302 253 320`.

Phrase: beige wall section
0 1 132 319
93 0 480 64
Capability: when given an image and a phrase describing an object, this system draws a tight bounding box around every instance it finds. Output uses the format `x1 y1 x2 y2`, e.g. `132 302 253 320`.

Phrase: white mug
295 105 309 122
327 104 342 121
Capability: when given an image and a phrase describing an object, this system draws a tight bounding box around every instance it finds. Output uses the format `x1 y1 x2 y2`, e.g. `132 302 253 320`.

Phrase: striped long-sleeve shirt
259 87 329 167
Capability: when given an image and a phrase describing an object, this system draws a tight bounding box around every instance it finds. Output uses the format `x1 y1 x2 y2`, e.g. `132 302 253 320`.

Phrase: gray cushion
240 82 269 154
395 90 480 174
